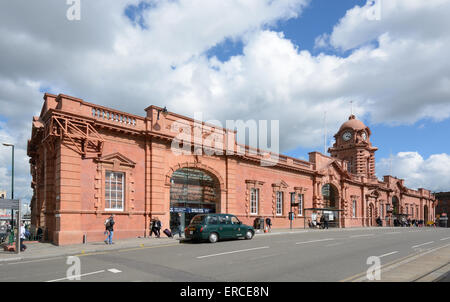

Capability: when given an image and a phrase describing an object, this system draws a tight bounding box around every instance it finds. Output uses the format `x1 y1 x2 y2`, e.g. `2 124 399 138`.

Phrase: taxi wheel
245 230 254 240
208 232 219 243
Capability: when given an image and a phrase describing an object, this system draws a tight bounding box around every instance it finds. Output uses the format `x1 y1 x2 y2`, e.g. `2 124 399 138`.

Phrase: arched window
322 184 338 208
392 196 400 215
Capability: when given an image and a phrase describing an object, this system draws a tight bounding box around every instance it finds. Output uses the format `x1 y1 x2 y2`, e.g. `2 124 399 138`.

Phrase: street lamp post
2 143 14 225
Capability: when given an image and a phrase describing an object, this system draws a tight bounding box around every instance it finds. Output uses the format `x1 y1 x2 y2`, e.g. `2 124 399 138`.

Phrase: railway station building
27 94 436 245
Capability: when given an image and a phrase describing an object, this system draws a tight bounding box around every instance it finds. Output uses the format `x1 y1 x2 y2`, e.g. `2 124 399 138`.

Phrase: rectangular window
380 204 384 219
105 171 124 211
353 200 357 218
298 194 303 216
411 206 414 218
250 188 259 215
276 191 283 216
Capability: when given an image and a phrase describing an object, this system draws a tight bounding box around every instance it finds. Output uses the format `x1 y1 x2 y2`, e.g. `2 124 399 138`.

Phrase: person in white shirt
20 223 27 251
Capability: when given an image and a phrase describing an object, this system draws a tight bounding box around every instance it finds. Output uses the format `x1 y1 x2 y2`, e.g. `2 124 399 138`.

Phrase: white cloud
1 0 450 199
377 152 450 192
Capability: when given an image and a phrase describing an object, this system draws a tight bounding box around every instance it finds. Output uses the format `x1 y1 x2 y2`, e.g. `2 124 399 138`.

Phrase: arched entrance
392 196 400 226
424 205 429 223
321 184 340 227
322 184 339 208
392 196 400 215
169 168 220 232
368 203 374 226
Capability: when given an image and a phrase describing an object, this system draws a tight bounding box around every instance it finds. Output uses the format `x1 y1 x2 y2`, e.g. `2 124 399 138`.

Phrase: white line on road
384 232 401 235
295 238 334 245
108 268 122 274
324 242 343 247
349 234 374 238
440 237 450 241
412 241 434 249
378 251 399 258
196 246 270 259
7 257 64 265
46 270 106 282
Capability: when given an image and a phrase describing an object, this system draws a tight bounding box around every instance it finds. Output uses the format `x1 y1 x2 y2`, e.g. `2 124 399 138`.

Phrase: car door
219 215 235 238
230 216 243 237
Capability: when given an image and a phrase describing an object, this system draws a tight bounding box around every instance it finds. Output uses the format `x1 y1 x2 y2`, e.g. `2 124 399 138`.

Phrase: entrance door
169 167 220 231
368 204 374 226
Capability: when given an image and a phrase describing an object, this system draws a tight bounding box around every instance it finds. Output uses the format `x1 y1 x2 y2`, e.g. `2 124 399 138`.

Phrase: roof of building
339 114 368 132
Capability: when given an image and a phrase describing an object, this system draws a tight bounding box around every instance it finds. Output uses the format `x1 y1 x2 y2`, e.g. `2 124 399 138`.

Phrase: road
0 227 449 282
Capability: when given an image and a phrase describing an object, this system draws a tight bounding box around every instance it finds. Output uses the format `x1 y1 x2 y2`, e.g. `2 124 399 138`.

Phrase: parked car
185 213 255 243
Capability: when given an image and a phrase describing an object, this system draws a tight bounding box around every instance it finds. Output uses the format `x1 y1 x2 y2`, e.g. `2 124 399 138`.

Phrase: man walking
155 218 161 238
323 215 329 229
20 223 27 252
104 214 115 244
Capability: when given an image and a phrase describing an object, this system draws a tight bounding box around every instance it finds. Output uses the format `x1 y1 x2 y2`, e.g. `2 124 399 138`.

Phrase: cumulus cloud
1 0 450 201
377 152 450 192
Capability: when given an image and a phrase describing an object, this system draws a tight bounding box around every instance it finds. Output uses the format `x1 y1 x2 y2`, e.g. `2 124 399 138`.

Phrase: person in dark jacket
149 219 157 237
265 217 272 232
104 214 115 245
155 218 161 238
321 215 329 229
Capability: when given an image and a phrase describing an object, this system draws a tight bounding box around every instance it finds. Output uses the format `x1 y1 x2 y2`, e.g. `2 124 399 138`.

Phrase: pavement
0 226 448 282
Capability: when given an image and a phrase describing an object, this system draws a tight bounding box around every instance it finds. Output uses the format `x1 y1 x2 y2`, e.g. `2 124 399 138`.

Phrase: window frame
250 188 259 215
352 200 357 218
105 171 125 212
297 194 303 216
276 191 283 216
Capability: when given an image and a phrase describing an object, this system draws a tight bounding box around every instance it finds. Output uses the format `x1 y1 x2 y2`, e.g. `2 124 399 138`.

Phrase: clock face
342 131 352 141
361 132 367 141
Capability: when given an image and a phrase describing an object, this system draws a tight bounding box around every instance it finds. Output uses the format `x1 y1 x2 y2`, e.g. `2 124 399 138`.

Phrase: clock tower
328 115 378 179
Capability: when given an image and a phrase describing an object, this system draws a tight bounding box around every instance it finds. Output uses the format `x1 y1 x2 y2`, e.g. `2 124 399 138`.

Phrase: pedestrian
104 214 115 245
171 213 182 238
323 215 329 229
155 217 162 238
20 223 27 252
316 214 322 229
149 218 157 237
265 217 272 232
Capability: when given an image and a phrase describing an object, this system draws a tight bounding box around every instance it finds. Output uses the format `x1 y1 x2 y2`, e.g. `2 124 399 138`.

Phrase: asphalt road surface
0 227 449 282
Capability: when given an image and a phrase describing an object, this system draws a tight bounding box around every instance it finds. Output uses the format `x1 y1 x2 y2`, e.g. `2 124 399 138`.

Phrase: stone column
54 140 83 245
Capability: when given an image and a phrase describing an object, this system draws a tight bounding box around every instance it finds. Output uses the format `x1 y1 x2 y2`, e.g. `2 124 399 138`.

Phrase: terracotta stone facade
27 94 437 245
435 192 449 218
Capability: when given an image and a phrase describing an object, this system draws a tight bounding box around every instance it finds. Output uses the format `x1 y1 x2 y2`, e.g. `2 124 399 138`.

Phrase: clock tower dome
328 115 378 179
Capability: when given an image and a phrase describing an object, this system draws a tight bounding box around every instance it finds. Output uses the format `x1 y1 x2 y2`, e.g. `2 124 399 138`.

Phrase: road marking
46 270 106 282
341 243 450 282
295 238 334 245
349 234 374 238
378 251 399 258
7 257 64 265
384 232 401 235
324 242 342 247
108 268 122 274
440 237 450 241
412 241 434 249
197 246 269 259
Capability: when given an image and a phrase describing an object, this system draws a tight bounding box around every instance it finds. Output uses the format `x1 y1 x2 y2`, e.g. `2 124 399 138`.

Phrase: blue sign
170 207 213 214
